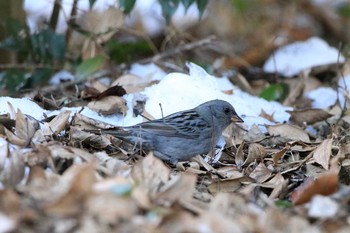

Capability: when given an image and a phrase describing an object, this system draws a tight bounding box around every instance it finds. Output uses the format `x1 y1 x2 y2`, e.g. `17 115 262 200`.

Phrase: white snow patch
305 87 338 109
263 37 344 77
0 97 45 120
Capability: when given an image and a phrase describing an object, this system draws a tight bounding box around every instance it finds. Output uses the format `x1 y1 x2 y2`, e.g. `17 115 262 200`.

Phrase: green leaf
337 3 350 18
231 0 254 13
259 83 289 102
76 56 105 80
29 68 53 87
275 200 292 209
159 0 180 23
49 34 65 61
119 0 136 14
106 40 153 63
0 70 27 94
196 0 208 17
181 0 195 11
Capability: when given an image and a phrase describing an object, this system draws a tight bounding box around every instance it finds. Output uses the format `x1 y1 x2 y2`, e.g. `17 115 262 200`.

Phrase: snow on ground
263 37 344 77
1 63 291 133
141 63 291 131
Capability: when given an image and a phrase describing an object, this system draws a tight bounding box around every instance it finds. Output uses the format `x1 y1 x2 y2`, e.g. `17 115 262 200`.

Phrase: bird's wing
129 110 209 138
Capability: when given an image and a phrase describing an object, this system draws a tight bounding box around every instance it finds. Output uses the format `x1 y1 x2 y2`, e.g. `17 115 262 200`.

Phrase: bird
89 99 243 165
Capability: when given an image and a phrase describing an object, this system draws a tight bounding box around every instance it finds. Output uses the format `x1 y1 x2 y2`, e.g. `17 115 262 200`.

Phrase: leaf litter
3 58 350 233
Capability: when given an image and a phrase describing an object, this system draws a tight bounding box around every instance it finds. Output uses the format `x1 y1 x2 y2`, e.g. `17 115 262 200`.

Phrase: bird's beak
231 114 244 123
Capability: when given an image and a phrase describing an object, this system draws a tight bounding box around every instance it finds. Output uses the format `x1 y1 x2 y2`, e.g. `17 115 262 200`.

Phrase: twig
137 35 216 64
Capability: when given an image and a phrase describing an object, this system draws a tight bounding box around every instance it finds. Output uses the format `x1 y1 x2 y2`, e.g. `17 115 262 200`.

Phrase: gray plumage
92 99 243 164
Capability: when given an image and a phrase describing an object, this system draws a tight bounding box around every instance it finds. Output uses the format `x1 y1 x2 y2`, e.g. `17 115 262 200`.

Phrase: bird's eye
224 107 230 114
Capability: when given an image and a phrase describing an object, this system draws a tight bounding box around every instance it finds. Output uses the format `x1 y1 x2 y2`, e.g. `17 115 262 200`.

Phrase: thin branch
138 35 216 64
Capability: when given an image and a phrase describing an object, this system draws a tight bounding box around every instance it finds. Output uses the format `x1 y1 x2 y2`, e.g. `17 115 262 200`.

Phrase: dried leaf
157 173 197 206
70 126 111 149
41 111 71 136
244 143 267 165
235 141 245 167
260 109 275 122
79 7 123 42
0 149 26 186
287 109 333 125
96 85 127 99
313 138 333 170
131 154 170 207
266 124 310 142
272 146 289 165
71 112 116 130
260 173 287 199
208 176 252 193
249 163 272 183
44 163 96 216
87 96 127 115
291 170 338 205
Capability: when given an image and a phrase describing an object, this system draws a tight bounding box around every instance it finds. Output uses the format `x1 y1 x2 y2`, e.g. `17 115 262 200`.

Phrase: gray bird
90 99 243 164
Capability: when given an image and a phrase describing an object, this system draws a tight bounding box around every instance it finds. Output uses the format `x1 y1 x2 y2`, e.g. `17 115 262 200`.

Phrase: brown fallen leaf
260 109 275 122
0 149 26 186
266 124 310 143
291 169 338 205
70 126 111 149
235 141 245 167
287 108 333 125
244 143 267 165
272 145 290 165
95 85 127 100
313 138 333 170
41 111 71 136
260 173 287 199
44 163 96 216
71 112 116 130
5 109 39 147
156 173 197 206
249 162 272 183
87 96 127 115
208 176 253 193
131 153 170 208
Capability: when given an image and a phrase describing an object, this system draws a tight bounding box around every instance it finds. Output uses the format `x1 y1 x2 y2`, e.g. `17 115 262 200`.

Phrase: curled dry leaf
249 162 272 183
72 112 116 130
87 96 127 115
235 141 245 167
5 110 39 147
0 149 26 186
41 111 71 136
70 126 111 149
260 109 275 122
291 169 338 205
313 138 333 170
244 143 267 165
156 173 197 206
266 124 310 143
26 144 52 167
95 85 127 100
79 7 123 43
131 154 170 208
287 108 333 125
272 146 290 165
44 163 96 217
208 176 253 193
0 137 9 171
216 166 244 179
260 173 287 199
